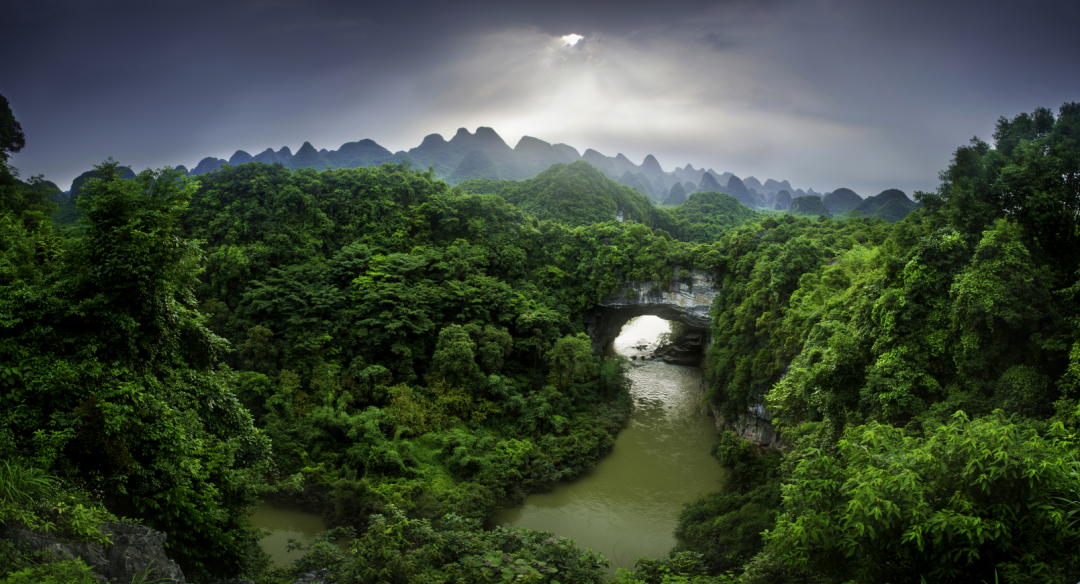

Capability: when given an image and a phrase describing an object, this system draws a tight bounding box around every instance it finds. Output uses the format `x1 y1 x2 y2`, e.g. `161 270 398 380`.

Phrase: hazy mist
3 0 1077 195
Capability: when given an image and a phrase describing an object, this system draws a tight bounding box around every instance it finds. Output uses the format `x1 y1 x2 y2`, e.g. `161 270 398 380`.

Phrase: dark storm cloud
2 0 1078 197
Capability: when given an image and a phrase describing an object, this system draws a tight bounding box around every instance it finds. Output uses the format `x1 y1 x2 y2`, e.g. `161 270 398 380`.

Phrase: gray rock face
710 405 784 450
1 522 186 584
584 268 719 352
105 524 186 583
653 332 704 366
584 269 785 450
698 338 784 450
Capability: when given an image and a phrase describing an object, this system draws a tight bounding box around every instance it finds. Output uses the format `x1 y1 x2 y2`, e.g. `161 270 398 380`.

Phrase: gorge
3 101 1080 583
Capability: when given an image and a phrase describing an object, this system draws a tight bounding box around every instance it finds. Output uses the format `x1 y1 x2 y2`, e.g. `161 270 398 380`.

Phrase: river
248 500 328 568
251 316 724 572
492 316 725 574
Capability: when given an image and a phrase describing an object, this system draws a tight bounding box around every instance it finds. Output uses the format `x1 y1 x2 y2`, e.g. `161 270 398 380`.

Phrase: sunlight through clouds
406 27 915 193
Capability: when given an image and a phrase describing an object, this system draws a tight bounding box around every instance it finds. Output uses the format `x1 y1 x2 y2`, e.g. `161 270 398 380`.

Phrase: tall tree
0 94 25 163
0 161 269 579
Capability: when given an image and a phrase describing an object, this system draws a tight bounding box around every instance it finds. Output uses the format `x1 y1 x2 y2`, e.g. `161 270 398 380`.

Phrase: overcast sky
2 0 1078 196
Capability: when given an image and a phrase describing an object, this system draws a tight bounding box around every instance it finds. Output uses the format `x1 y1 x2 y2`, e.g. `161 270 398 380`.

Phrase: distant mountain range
167 127 835 206
55 126 918 219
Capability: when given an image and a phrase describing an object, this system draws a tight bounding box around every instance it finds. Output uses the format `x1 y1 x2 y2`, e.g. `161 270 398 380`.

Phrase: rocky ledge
652 330 704 366
1 522 186 584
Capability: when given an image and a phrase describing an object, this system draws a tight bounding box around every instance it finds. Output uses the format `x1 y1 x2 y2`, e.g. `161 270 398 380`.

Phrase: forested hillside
674 103 1080 584
3 97 1079 584
0 111 756 581
56 123 917 221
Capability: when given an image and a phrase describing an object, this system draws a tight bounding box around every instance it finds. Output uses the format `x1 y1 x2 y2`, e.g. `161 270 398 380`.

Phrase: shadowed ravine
493 316 725 575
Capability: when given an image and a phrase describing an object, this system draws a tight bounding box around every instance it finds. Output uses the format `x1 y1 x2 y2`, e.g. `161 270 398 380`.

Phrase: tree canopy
5 99 1080 584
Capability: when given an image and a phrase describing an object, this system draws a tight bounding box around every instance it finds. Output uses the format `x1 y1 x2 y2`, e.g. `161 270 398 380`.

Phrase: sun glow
561 33 583 46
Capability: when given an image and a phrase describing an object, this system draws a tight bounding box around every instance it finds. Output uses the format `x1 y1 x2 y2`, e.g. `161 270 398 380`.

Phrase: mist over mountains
56 126 917 219
162 127 836 203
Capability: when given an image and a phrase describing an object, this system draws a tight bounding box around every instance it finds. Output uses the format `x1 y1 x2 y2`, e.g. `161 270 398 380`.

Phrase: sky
2 0 1078 197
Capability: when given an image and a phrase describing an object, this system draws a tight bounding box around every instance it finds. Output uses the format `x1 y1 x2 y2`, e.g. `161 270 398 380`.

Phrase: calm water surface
248 500 327 568
493 316 724 574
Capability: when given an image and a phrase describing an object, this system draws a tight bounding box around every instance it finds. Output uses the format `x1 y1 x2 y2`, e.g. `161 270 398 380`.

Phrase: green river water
248 500 329 568
493 316 725 574
250 316 725 574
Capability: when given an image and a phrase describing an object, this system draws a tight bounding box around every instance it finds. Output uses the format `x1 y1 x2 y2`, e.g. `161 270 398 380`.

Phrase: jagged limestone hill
773 189 792 210
404 133 459 176
12 177 66 211
552 143 581 163
699 171 723 193
449 149 501 184
674 164 707 184
25 179 66 205
617 170 656 200
94 125 823 213
669 191 759 243
190 156 228 175
822 187 863 215
408 127 527 180
69 166 136 201
325 139 394 169
229 150 254 166
515 135 579 177
580 148 615 177
852 188 920 221
456 173 757 242
252 146 292 165
723 175 756 209
764 178 793 194
662 181 687 206
54 165 138 227
640 154 663 178
289 141 330 170
497 161 667 228
651 175 668 197
789 195 831 217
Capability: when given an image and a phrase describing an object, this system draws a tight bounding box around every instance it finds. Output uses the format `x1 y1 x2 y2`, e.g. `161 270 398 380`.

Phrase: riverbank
493 316 724 574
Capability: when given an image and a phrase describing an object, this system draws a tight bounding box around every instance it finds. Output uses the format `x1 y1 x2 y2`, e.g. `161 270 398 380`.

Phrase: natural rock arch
582 268 718 354
581 268 784 450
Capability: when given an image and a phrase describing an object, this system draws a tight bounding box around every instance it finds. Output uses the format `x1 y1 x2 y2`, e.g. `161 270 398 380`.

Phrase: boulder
293 568 332 583
1 522 186 584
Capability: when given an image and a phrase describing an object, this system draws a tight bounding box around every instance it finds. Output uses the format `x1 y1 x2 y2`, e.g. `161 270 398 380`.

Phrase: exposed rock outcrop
583 268 719 353
653 330 704 366
710 406 784 450
696 332 785 450
1 522 186 583
292 568 332 583
584 268 785 450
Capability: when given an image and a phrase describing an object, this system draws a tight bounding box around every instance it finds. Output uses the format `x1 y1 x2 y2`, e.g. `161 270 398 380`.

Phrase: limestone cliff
583 268 720 353
582 269 784 450
1 522 186 583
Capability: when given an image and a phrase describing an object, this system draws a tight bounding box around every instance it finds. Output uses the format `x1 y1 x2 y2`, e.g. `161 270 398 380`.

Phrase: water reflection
494 316 723 574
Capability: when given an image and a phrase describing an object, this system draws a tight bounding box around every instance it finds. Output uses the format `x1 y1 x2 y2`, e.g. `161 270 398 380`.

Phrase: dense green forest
677 103 1080 583
2 96 1079 584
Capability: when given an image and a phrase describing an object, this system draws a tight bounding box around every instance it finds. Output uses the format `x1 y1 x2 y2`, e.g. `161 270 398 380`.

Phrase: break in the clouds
402 27 895 193
2 0 1078 196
